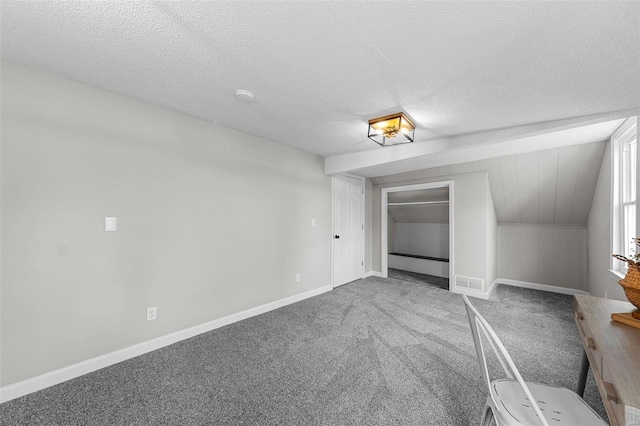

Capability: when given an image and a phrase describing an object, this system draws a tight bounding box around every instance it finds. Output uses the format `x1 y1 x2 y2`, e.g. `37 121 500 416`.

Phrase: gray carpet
388 268 449 291
0 277 607 425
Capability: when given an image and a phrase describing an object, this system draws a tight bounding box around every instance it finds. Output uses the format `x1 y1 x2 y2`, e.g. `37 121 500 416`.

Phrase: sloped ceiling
376 142 606 226
1 1 638 158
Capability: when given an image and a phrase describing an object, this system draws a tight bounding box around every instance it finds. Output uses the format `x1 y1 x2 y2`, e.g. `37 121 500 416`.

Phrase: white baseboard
486 279 499 298
451 279 499 300
452 286 493 300
364 271 383 278
497 279 589 296
0 285 333 404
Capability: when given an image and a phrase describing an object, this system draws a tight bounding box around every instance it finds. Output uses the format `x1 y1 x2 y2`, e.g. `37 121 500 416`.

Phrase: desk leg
576 350 589 397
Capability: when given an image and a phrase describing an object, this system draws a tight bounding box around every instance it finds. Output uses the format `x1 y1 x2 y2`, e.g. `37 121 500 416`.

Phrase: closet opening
381 181 453 291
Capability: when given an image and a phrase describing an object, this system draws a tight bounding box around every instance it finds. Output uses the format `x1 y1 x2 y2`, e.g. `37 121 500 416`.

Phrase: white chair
462 295 607 426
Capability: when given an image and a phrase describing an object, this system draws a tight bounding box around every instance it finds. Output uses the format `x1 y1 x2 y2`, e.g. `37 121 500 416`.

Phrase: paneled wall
394 223 449 258
370 142 606 226
498 225 587 290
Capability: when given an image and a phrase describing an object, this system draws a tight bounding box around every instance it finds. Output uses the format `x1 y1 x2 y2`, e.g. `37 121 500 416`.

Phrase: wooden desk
574 295 640 426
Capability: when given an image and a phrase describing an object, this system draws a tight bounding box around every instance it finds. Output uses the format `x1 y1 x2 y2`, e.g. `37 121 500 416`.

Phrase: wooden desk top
574 295 640 426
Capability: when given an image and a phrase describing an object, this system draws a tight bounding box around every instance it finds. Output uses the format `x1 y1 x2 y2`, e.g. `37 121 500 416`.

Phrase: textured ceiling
1 1 638 158
375 141 607 226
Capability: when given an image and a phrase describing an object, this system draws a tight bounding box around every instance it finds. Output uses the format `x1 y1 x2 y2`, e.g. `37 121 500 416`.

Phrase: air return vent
455 276 469 288
455 275 484 292
468 277 483 291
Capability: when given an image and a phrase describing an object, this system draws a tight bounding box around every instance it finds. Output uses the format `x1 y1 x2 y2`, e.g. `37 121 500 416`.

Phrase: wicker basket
613 254 640 309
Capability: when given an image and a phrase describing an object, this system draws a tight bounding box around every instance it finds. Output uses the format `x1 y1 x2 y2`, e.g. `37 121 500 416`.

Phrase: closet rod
388 201 449 206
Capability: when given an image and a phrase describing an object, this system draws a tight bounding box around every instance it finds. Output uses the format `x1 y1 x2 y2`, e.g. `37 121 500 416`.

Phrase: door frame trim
381 180 454 290
331 173 366 288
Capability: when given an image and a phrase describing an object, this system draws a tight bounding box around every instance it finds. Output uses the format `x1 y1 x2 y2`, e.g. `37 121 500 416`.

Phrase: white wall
0 61 332 386
486 181 498 288
587 141 627 300
387 215 396 254
498 225 587 291
365 178 373 273
394 223 449 258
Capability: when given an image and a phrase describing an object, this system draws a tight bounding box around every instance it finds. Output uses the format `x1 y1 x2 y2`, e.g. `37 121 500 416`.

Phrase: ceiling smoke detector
235 89 254 103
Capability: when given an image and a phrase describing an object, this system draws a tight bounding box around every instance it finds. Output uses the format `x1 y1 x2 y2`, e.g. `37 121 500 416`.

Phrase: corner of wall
485 174 498 289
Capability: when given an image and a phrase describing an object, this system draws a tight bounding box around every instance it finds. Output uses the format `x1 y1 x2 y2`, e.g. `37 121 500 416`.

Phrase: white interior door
333 175 364 287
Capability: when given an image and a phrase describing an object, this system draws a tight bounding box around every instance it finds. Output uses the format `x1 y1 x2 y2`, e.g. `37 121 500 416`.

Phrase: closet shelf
389 252 449 262
387 201 448 206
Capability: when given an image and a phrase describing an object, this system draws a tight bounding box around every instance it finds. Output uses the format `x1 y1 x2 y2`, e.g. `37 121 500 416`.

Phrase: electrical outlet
604 291 608 299
295 273 301 282
311 218 316 227
147 307 157 321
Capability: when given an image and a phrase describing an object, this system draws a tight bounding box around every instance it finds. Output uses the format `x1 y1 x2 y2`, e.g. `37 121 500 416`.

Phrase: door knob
334 235 340 239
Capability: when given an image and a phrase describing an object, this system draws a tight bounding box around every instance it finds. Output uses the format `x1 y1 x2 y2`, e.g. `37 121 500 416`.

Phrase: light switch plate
311 218 316 227
105 217 117 232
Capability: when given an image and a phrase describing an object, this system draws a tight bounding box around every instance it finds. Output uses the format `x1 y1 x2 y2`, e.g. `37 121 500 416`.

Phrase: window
612 117 638 275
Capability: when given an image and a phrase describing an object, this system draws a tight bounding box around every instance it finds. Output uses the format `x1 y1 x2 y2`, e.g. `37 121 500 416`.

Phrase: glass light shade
368 112 415 146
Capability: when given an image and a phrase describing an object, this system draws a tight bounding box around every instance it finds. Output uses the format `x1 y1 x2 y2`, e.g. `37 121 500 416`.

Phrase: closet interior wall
387 188 450 279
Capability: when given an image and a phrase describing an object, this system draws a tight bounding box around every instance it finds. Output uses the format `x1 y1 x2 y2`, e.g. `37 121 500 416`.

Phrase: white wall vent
455 275 469 288
455 275 484 292
468 277 484 291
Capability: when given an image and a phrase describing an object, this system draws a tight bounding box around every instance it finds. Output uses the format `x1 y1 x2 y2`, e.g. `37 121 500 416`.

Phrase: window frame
611 116 638 277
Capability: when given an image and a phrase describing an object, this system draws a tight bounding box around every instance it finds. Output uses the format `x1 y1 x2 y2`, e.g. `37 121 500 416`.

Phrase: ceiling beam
324 109 637 177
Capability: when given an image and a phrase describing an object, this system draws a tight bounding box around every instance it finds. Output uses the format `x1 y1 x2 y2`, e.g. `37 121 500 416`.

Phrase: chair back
462 295 549 426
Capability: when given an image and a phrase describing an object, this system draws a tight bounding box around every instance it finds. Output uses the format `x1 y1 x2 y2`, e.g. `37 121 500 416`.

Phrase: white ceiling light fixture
235 89 254 103
368 112 416 147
